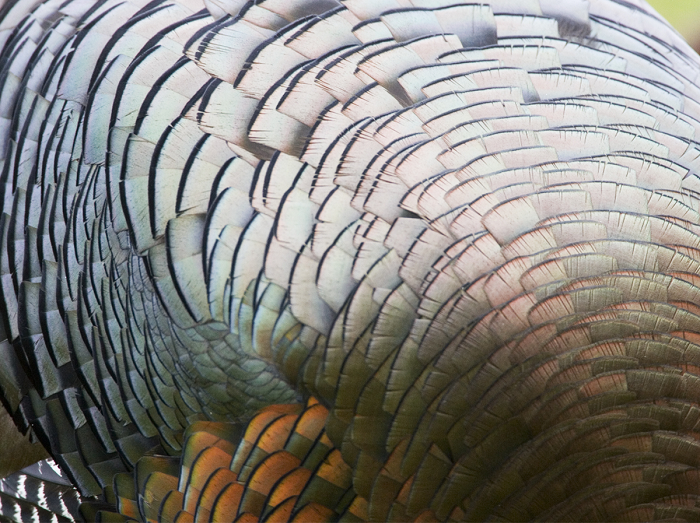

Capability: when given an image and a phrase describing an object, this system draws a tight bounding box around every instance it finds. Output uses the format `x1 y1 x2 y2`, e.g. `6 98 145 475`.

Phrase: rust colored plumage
87 399 354 522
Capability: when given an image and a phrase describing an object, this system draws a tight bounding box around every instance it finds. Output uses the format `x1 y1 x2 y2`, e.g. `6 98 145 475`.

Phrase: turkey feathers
2 0 700 522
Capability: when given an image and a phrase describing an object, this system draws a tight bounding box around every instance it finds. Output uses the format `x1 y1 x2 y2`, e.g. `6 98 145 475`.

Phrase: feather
494 14 559 37
190 81 275 160
204 0 247 19
276 48 351 128
358 35 462 106
187 20 275 86
166 215 211 324
5 2 700 523
285 8 361 58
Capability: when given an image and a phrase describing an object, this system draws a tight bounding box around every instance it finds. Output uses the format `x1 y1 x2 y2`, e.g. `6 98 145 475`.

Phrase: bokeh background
647 0 700 52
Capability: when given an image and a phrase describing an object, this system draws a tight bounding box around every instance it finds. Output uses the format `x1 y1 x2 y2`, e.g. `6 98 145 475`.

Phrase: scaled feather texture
1 0 700 521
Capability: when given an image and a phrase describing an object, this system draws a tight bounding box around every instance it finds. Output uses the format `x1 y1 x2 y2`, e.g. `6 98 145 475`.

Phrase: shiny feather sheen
1 0 700 521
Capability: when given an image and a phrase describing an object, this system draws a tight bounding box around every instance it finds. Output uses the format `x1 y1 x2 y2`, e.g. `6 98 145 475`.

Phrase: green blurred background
647 0 700 51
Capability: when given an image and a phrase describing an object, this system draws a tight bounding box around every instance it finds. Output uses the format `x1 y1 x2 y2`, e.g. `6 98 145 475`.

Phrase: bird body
2 0 700 521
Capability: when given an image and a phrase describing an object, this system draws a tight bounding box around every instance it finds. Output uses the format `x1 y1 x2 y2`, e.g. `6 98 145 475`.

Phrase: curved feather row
0 459 81 523
84 398 361 522
2 0 700 521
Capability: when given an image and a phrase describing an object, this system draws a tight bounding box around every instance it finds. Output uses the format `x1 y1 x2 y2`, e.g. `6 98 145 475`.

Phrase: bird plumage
2 0 700 521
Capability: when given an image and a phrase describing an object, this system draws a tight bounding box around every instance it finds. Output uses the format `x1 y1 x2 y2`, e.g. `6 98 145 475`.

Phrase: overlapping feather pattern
2 0 700 521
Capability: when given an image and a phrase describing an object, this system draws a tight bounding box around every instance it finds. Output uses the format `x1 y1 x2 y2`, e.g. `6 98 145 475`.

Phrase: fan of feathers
2 0 700 521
